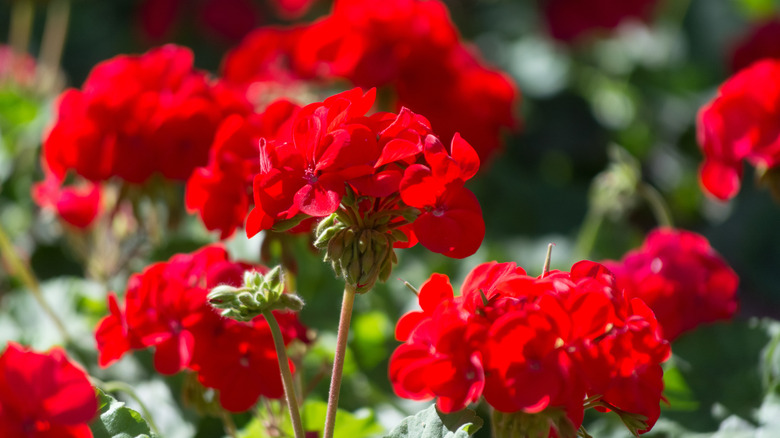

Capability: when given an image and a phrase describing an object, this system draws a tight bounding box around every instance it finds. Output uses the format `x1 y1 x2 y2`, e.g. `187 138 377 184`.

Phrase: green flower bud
206 266 305 321
358 229 371 254
325 231 346 263
272 213 309 232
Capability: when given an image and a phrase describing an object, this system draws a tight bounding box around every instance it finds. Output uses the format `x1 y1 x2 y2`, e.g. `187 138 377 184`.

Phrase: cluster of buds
492 409 577 438
314 189 417 293
208 266 304 321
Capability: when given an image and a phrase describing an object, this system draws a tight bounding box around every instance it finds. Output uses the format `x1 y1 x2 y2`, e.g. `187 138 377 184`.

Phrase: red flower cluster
0 45 36 88
241 88 485 259
0 342 98 438
221 0 519 165
32 172 102 229
94 245 309 412
603 228 739 342
390 260 669 434
696 59 780 200
542 0 658 42
137 0 317 43
186 99 300 238
731 18 780 73
139 0 262 43
43 44 246 184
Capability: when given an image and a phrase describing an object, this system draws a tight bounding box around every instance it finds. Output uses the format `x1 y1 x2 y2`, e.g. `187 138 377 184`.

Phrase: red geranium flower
697 59 780 200
0 342 98 438
222 0 520 165
731 17 780 73
390 260 669 434
603 228 739 341
43 45 247 185
95 245 309 412
542 0 659 42
32 172 102 229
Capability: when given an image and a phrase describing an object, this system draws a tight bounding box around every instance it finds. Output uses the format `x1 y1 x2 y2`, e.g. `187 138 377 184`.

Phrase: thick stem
262 310 305 438
0 221 71 344
323 285 357 438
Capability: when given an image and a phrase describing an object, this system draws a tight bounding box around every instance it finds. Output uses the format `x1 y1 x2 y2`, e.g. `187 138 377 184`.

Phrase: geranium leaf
240 399 382 438
384 404 483 438
89 388 158 438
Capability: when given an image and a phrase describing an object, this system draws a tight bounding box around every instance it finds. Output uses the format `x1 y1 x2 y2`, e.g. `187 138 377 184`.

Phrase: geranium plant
3 0 778 438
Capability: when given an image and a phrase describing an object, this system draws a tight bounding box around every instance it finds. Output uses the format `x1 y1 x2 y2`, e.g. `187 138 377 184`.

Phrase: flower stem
323 284 357 438
0 220 72 344
575 208 603 259
220 408 238 438
638 183 674 228
8 0 33 62
37 0 71 94
262 310 305 438
542 243 554 277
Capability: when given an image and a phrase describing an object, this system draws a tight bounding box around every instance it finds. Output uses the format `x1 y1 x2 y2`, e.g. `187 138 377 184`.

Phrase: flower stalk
323 284 357 438
0 220 71 344
262 309 305 438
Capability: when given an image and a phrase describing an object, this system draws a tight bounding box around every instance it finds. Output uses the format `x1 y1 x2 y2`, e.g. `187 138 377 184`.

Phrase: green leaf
662 359 699 411
89 388 157 438
240 399 383 438
0 88 38 129
384 404 483 438
352 310 392 369
732 0 780 19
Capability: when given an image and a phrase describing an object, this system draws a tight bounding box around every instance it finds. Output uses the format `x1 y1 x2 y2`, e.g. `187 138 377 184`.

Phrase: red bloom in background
542 0 659 42
221 0 519 165
697 59 780 200
94 245 309 412
390 260 669 434
32 172 102 229
603 228 739 341
0 45 36 88
43 45 247 185
185 100 299 238
731 18 780 73
272 0 317 20
0 342 98 438
138 0 261 43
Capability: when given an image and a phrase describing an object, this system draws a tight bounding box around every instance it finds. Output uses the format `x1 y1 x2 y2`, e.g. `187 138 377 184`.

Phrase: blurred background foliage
2 0 780 437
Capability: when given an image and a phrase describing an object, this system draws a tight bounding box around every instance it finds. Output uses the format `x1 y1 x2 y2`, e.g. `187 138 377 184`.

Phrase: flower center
305 168 319 184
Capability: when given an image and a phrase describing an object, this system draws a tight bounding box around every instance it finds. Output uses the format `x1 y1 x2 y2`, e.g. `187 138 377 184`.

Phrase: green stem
638 183 674 228
37 0 71 94
0 221 72 344
93 378 161 436
220 409 238 438
542 243 554 277
575 208 604 259
323 284 357 438
262 310 305 438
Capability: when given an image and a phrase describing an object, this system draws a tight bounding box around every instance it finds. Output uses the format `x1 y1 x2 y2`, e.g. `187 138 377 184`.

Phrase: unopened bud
207 266 304 321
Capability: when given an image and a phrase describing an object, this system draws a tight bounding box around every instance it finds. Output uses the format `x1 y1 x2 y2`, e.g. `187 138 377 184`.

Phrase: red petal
699 159 742 201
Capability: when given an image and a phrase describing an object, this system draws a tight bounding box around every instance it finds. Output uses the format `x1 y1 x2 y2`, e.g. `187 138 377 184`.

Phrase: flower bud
206 266 305 321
